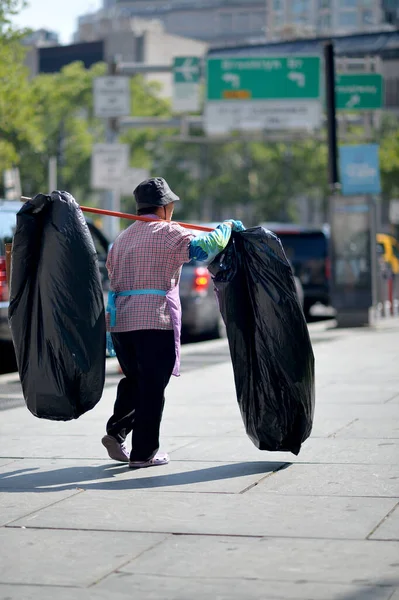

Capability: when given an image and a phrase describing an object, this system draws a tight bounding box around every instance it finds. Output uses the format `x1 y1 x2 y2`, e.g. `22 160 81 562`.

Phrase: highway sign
207 56 321 100
205 56 322 133
93 76 131 118
173 56 201 113
91 144 129 190
335 74 383 110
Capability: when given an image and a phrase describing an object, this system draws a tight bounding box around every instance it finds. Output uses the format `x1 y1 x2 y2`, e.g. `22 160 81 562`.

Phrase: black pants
106 330 176 461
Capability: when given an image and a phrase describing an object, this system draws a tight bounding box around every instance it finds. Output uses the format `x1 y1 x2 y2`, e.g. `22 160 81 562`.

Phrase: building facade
75 0 268 47
266 0 385 41
382 0 399 25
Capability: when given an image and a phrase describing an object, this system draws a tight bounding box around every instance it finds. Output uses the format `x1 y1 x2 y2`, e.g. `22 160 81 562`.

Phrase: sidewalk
0 321 398 600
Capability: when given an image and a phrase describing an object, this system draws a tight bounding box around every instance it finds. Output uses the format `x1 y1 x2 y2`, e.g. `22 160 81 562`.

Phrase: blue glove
189 222 232 262
225 220 245 232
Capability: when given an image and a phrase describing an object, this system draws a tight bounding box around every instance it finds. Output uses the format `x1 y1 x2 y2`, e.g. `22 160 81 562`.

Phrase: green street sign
173 57 201 113
207 56 321 101
173 57 200 84
335 74 383 110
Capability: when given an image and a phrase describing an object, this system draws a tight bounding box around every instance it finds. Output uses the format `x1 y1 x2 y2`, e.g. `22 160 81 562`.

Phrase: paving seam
238 462 291 494
385 393 399 404
327 418 359 438
366 500 399 539
4 525 399 543
2 489 85 527
87 534 171 589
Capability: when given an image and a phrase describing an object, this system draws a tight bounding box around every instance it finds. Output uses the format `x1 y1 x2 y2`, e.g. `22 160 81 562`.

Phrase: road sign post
335 74 383 111
91 144 129 191
173 57 201 113
205 56 322 134
93 76 131 119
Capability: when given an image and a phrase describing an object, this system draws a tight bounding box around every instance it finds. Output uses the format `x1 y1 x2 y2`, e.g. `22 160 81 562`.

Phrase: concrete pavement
0 321 398 599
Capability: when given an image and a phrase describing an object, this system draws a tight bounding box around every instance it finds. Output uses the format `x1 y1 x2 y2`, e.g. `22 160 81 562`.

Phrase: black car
262 223 331 318
0 200 110 342
179 224 304 338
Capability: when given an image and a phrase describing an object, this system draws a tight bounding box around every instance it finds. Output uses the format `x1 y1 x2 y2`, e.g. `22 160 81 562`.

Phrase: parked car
376 233 399 277
180 224 304 339
0 199 110 343
262 223 330 318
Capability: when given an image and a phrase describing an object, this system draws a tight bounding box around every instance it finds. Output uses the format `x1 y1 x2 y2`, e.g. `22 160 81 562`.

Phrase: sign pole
324 41 339 193
104 58 120 240
324 41 343 327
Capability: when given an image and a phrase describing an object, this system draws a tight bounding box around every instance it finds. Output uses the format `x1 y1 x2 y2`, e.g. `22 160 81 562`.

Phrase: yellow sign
222 90 251 99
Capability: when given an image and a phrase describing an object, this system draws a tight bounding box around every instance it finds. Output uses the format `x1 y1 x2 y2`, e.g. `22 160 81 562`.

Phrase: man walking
102 177 243 468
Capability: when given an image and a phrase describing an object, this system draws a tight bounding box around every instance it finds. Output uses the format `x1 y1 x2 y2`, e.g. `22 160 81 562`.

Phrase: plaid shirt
106 216 194 332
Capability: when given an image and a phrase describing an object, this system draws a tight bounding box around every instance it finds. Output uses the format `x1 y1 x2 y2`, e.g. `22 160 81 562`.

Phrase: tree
380 127 399 200
19 61 107 198
0 0 42 177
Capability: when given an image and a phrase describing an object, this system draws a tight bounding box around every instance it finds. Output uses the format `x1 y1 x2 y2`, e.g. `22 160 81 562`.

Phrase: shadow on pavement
338 582 399 600
0 460 291 493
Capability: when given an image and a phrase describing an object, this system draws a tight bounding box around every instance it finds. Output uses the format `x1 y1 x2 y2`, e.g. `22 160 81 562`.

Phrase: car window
376 242 385 256
87 224 108 257
0 210 17 253
393 243 399 260
276 233 328 262
0 211 17 241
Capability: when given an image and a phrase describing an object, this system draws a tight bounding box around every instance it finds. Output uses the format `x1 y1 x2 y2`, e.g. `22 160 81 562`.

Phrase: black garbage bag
208 227 315 455
9 191 106 421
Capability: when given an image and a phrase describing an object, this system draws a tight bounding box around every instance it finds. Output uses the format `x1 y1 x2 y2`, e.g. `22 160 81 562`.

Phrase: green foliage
19 61 107 197
0 0 42 173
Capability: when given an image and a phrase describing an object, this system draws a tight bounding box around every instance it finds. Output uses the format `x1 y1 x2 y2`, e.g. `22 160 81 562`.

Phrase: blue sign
339 144 381 196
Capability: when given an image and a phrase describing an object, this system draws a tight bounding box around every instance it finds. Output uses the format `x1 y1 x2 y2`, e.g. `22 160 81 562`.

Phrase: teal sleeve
189 223 232 261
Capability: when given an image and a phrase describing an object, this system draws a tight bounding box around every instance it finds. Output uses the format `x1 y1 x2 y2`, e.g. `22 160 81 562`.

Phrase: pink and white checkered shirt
106 216 194 332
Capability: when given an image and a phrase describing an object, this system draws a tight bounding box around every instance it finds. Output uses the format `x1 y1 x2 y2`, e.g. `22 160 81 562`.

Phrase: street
0 320 398 599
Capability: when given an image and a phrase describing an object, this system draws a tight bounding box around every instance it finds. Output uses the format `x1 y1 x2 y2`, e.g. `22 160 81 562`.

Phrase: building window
273 0 282 9
274 12 284 26
340 0 357 6
319 0 331 8
249 11 266 32
317 13 332 28
362 8 374 23
338 10 358 26
291 0 310 13
235 12 250 32
219 12 233 33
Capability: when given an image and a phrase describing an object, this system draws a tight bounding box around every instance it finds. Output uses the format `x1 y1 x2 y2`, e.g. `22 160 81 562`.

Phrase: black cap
134 177 179 209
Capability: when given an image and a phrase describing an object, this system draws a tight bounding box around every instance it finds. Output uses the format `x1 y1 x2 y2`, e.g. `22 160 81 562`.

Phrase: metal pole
324 41 341 326
324 41 339 192
48 156 57 192
104 58 120 241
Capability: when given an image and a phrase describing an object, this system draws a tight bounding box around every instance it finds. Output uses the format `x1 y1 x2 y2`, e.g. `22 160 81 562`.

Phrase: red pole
21 197 214 233
80 205 214 232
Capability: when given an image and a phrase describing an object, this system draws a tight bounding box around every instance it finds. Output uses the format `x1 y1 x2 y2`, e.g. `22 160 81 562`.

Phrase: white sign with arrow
173 56 201 113
288 71 306 88
222 73 240 88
